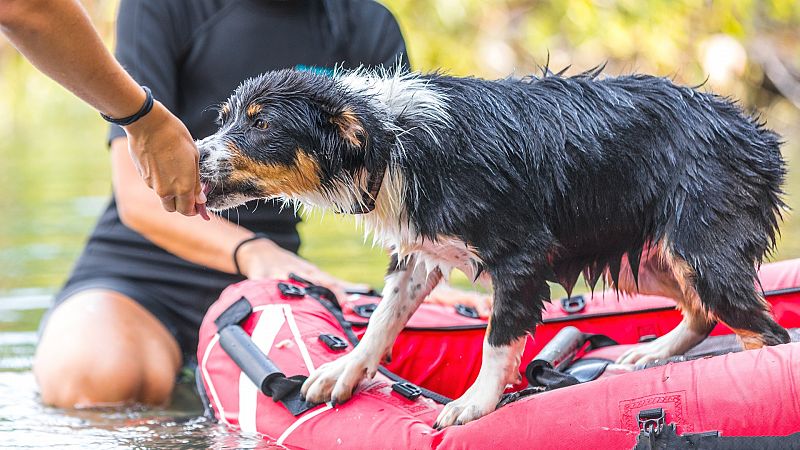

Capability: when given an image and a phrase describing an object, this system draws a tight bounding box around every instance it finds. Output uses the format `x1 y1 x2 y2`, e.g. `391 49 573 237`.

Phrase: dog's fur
197 66 790 427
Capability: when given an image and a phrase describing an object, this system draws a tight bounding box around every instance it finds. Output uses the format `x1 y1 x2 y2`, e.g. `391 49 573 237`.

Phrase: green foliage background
1 0 800 294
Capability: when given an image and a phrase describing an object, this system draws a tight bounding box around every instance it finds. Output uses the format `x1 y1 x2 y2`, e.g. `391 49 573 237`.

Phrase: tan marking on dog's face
230 147 321 196
331 107 366 147
246 103 263 118
220 102 231 118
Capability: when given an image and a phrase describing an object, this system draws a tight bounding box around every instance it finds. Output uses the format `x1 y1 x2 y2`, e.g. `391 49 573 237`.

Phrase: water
0 292 289 449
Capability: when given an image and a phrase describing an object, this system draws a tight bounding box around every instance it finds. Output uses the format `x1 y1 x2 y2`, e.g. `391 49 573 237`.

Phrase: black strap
586 333 619 351
288 273 341 309
634 424 800 450
195 365 216 420
292 278 453 405
100 86 154 126
529 366 582 390
266 375 316 416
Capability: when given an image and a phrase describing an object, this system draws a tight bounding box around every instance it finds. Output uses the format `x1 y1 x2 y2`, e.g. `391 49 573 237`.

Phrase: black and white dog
197 67 789 427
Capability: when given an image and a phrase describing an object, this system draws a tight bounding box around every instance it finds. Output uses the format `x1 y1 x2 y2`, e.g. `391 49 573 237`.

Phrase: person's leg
34 289 181 408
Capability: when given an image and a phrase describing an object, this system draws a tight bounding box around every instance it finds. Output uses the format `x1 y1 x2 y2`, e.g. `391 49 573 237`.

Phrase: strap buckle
560 295 586 314
278 282 306 298
319 334 348 351
392 382 422 400
352 303 378 318
454 304 480 319
638 407 666 434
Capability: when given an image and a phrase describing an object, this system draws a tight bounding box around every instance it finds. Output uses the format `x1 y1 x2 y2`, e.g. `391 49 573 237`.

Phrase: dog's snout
195 136 227 173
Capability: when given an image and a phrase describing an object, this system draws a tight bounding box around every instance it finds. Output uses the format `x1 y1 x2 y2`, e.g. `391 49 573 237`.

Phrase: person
0 0 205 215
32 0 416 409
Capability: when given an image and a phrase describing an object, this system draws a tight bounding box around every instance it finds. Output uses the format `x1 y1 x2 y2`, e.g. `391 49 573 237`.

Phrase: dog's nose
198 148 209 166
196 139 210 166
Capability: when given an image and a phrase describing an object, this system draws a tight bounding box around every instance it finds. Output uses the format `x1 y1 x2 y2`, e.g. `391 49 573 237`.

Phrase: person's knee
35 335 148 407
34 290 181 408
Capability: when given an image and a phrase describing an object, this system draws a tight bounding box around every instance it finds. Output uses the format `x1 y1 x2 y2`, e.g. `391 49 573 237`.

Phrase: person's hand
122 101 208 218
423 283 493 318
236 237 353 301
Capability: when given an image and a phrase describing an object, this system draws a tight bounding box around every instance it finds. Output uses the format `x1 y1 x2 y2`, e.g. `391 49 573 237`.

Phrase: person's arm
0 0 204 216
111 138 350 295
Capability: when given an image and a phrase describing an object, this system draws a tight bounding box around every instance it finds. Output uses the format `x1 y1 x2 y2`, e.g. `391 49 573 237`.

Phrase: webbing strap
308 290 453 405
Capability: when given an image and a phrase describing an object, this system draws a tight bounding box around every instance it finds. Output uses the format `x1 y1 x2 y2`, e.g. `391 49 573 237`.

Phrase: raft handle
215 297 317 416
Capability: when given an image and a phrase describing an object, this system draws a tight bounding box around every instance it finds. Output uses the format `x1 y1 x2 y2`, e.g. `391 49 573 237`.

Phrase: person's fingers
174 193 197 216
160 196 177 213
194 151 207 206
196 202 211 221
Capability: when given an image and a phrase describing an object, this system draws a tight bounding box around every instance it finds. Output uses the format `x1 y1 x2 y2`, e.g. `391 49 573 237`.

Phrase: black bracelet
100 86 154 126
233 233 269 277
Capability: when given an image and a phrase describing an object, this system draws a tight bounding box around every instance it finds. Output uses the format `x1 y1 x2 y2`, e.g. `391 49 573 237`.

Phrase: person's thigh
34 289 181 408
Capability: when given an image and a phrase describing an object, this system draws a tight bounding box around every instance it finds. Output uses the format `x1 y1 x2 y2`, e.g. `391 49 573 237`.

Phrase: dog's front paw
301 350 379 405
616 336 686 366
433 388 500 429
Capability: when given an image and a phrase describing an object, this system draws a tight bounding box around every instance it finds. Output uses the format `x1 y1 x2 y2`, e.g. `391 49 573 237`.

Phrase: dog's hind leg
644 223 790 359
616 245 717 365
678 243 790 350
302 253 442 405
434 267 547 428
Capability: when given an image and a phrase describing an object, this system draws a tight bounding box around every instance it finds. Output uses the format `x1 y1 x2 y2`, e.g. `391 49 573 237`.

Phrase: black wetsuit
47 0 408 359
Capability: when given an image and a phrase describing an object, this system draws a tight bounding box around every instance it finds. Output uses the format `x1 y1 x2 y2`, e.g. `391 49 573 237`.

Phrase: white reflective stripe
283 304 315 372
237 372 258 433
276 403 334 446
200 334 227 424
239 304 287 433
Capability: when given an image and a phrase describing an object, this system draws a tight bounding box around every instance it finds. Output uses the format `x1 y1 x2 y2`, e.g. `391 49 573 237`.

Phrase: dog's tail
722 108 786 258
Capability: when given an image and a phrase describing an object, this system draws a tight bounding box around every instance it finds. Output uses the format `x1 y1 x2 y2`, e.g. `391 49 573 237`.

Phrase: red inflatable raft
197 259 800 449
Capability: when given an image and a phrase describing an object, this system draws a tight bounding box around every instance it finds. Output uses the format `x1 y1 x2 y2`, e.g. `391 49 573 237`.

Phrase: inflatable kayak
197 259 800 449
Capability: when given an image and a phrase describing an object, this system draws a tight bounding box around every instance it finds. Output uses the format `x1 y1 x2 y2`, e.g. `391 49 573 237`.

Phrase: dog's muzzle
197 135 232 180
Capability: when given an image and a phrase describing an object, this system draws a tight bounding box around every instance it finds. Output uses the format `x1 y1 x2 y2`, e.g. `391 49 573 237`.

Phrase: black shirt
63 0 407 330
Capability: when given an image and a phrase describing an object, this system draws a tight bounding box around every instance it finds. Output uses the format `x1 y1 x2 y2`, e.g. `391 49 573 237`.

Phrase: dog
197 66 790 428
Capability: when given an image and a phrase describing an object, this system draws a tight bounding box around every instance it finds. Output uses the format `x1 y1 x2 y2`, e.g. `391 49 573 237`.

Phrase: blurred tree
2 0 800 291
384 0 800 101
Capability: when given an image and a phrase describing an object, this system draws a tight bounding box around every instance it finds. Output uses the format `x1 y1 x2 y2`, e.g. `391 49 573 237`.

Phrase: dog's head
197 69 388 211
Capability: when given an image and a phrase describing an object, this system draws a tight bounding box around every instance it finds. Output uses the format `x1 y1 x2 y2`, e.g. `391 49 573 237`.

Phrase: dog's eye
253 118 269 130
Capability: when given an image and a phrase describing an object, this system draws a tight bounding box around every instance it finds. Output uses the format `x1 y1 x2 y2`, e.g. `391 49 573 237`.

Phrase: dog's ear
330 107 367 149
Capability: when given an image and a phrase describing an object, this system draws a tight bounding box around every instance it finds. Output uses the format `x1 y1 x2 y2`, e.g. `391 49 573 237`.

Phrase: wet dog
197 66 789 427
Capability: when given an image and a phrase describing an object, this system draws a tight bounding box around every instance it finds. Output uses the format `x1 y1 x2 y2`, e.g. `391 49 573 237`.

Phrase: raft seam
276 403 334 446
200 334 228 424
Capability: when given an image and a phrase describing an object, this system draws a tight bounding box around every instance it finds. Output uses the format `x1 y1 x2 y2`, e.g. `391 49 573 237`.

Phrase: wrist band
100 86 154 126
233 233 269 277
